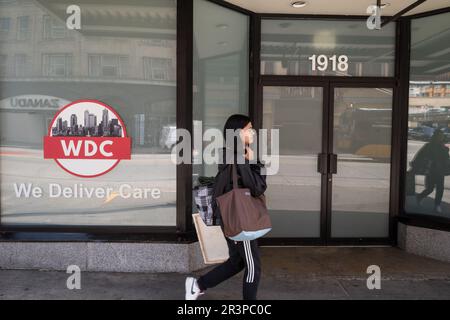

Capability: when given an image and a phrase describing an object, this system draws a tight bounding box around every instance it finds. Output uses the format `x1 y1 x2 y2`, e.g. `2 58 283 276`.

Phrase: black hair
223 114 251 157
431 128 444 143
223 114 251 137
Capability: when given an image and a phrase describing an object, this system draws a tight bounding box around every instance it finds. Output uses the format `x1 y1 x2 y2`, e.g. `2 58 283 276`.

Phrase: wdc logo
43 100 131 178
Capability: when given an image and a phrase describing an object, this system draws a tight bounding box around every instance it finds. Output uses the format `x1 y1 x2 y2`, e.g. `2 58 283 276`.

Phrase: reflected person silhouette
411 129 450 214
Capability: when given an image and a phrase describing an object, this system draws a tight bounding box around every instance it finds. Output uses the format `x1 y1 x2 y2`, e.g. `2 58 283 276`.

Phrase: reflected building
0 0 177 149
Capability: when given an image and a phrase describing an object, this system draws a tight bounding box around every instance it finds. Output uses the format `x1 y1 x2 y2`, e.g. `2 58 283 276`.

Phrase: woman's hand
245 146 254 161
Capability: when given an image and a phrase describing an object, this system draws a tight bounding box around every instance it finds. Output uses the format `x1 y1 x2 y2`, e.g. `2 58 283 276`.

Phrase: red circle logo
43 100 131 178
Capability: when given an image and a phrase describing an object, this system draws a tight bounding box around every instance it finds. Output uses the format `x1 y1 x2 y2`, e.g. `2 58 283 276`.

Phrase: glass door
261 84 393 243
262 86 326 239
329 86 393 239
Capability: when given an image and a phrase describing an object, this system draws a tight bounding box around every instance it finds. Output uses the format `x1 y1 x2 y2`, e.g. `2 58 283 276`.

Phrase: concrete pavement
1 246 450 300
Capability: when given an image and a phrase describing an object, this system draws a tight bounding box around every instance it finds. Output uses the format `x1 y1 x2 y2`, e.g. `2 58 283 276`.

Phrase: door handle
329 153 338 174
317 153 327 174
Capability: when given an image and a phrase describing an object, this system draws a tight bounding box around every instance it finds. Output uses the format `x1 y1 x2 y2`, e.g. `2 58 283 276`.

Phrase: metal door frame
259 78 395 246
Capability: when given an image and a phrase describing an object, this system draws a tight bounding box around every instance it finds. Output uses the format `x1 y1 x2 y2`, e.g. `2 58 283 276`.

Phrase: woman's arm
237 163 267 197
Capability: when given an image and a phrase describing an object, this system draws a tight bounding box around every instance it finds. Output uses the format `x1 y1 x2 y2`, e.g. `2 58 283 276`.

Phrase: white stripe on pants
244 240 254 283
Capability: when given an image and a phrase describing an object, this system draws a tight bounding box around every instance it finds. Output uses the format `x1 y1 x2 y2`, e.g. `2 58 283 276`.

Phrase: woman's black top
211 147 267 227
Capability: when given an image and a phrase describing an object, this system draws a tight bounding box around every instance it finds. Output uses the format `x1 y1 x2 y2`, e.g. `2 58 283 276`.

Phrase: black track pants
197 238 261 300
418 173 445 206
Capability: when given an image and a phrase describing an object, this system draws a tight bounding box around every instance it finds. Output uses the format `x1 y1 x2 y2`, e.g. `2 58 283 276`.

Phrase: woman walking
412 129 450 213
185 114 267 300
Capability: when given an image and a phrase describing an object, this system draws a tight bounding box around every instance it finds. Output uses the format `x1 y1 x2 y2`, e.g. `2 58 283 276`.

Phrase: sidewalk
1 247 450 300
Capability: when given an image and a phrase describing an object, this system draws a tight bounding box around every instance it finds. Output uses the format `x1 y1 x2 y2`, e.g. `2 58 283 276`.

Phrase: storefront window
405 12 450 219
0 0 177 227
261 19 396 77
192 0 249 181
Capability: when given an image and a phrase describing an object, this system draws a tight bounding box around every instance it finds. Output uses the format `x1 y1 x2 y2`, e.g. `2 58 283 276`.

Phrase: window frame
88 54 129 78
0 1 184 240
14 53 27 77
260 16 398 78
43 15 68 40
16 15 30 41
143 57 171 81
0 54 7 76
42 53 73 77
0 17 11 39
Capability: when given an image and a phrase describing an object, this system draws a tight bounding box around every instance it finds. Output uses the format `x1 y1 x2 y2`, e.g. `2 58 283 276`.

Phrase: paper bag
192 213 229 265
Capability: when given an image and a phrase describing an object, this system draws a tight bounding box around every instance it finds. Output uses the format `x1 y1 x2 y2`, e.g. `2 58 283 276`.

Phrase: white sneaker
435 205 443 214
185 277 204 300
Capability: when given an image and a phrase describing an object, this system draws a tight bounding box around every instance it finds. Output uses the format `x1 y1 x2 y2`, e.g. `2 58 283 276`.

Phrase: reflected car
408 126 435 141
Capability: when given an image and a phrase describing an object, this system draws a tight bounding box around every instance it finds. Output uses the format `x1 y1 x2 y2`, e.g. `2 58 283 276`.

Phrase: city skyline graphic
51 107 123 138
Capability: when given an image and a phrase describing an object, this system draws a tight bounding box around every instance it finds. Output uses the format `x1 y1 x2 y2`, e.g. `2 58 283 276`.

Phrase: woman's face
240 122 255 145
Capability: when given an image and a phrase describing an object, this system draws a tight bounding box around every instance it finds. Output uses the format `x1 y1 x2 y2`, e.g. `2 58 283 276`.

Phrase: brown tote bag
215 164 272 241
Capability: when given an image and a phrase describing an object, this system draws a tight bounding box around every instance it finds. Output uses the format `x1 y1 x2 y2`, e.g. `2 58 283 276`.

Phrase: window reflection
262 86 323 238
192 0 249 181
405 12 450 218
332 88 392 238
0 0 177 226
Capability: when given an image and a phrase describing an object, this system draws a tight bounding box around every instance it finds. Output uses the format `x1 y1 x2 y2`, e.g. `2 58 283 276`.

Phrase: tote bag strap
231 164 239 189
